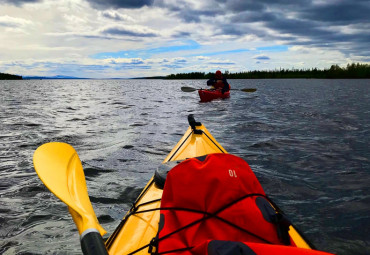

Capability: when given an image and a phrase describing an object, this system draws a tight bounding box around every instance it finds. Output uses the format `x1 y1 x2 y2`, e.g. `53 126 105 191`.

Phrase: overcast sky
0 0 369 78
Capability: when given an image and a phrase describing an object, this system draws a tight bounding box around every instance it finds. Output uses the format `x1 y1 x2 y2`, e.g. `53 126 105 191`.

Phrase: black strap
128 193 279 255
271 213 291 245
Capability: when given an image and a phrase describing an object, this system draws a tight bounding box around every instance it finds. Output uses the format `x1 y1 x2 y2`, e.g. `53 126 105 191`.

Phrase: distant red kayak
198 89 230 102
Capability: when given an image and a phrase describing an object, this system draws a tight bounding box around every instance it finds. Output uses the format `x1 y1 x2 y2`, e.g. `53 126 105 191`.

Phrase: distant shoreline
163 63 370 80
1 63 369 80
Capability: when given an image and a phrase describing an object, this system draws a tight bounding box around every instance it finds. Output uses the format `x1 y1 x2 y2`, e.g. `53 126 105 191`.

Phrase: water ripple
0 79 369 255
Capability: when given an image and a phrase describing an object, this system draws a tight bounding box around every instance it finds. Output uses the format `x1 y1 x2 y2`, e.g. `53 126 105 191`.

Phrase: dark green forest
166 63 370 79
0 72 22 80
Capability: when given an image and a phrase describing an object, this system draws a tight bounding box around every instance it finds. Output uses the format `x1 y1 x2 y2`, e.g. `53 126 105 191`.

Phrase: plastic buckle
148 237 158 254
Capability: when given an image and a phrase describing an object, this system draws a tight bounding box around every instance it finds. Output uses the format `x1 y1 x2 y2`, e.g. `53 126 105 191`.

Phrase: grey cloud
263 14 370 52
161 58 188 69
172 31 192 38
101 26 157 37
230 11 277 23
0 15 32 28
228 0 368 59
176 9 220 23
101 11 132 21
110 59 144 65
225 0 370 25
156 0 221 23
208 61 235 65
162 64 184 69
114 64 151 70
223 0 265 11
216 0 310 9
0 0 41 6
220 25 244 36
254 56 270 60
265 17 323 36
266 0 310 4
86 0 154 9
300 1 370 24
24 60 152 73
174 59 187 63
7 61 112 73
0 20 16 28
217 23 267 39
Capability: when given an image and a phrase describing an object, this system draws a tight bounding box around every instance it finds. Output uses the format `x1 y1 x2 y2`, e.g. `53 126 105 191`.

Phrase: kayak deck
105 177 162 255
106 115 313 255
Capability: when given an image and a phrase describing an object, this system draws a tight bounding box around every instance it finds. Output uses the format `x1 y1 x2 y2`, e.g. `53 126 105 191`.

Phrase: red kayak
198 89 230 102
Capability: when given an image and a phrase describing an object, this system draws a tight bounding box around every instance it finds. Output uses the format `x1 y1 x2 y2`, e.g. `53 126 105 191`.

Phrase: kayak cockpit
154 161 177 189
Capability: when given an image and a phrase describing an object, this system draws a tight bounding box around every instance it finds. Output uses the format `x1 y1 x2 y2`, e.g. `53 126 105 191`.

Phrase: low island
0 72 22 80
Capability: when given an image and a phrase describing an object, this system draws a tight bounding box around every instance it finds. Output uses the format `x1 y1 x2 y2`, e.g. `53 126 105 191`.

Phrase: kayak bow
34 115 333 255
106 115 324 255
105 115 227 254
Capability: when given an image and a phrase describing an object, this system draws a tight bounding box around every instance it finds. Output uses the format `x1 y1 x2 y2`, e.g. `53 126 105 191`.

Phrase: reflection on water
0 79 369 254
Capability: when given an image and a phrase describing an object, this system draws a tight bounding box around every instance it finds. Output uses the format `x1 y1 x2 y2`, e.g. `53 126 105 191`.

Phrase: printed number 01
229 169 237 178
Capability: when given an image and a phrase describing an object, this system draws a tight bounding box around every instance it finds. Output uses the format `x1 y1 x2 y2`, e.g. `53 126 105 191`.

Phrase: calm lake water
0 79 369 255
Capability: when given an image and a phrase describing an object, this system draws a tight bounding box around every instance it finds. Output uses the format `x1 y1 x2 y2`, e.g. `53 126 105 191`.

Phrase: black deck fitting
188 115 202 134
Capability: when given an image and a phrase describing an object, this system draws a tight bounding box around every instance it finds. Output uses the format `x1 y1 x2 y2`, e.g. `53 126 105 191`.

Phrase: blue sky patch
188 45 289 57
256 45 289 52
91 40 200 59
193 48 251 57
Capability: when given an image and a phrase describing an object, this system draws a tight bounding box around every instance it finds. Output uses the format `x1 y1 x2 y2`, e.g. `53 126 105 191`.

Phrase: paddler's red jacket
207 76 230 93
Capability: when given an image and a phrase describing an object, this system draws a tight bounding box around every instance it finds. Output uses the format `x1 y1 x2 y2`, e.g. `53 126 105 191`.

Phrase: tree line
165 63 370 79
0 72 22 80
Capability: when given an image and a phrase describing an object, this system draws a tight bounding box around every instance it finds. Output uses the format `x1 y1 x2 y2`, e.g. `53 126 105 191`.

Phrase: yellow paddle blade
241 88 257 92
181 86 197 92
33 142 106 236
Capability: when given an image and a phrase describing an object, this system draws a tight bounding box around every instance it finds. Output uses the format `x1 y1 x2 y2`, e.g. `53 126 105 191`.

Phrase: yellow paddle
33 142 108 255
240 88 257 92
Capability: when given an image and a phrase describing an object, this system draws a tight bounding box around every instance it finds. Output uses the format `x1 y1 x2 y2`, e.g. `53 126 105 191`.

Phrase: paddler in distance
207 70 230 94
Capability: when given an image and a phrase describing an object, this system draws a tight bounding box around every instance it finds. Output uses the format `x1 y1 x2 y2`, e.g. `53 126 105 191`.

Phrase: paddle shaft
181 86 256 93
81 231 109 255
